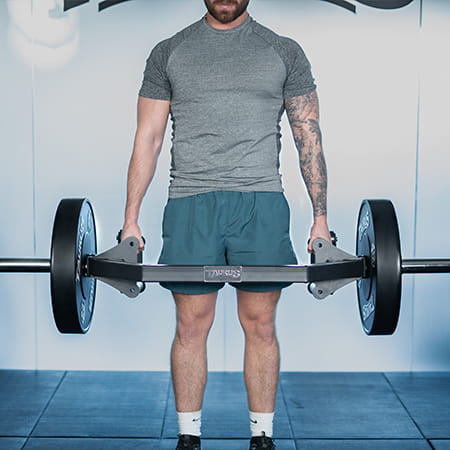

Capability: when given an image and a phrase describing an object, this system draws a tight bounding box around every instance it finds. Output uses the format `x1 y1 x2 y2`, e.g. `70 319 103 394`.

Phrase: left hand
308 216 331 253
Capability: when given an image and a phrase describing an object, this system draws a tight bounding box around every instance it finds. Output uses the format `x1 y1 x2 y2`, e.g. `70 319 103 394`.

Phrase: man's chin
215 13 237 23
210 9 238 23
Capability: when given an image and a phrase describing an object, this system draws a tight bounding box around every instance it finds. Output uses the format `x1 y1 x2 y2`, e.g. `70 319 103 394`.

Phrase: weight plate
356 199 401 335
50 198 97 333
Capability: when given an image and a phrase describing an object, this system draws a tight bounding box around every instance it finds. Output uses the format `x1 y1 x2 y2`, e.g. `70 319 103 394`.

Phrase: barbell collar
0 258 51 273
401 259 450 274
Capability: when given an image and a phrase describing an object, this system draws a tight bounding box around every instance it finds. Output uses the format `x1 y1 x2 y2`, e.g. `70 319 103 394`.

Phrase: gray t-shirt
139 16 316 199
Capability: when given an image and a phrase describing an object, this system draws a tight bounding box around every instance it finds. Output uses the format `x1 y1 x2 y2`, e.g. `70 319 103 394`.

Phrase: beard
204 0 250 24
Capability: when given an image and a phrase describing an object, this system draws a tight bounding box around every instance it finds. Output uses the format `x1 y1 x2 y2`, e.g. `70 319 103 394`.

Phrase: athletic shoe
249 432 276 449
175 434 201 450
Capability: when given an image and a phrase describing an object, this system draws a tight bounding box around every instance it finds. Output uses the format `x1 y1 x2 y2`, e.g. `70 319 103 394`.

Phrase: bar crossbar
87 258 366 284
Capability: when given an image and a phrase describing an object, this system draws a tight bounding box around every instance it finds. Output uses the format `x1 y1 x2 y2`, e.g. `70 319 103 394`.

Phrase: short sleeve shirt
140 16 316 198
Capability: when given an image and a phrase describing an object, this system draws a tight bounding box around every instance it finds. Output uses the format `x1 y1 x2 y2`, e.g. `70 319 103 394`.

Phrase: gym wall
0 0 449 371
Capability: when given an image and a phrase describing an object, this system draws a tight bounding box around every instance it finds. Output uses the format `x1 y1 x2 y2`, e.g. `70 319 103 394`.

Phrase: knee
176 309 215 343
240 313 277 345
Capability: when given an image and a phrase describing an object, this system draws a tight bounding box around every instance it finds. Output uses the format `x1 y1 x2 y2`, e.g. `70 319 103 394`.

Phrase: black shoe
249 432 276 450
175 434 201 450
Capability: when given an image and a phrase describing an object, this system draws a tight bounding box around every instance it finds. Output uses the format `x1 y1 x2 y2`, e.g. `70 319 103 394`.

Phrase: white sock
249 411 274 438
177 410 202 437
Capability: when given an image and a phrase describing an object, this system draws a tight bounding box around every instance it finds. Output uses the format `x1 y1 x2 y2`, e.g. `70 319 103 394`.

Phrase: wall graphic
62 0 415 13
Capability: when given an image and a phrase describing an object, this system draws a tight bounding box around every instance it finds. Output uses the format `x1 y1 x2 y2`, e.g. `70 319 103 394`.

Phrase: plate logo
362 294 375 321
358 210 370 241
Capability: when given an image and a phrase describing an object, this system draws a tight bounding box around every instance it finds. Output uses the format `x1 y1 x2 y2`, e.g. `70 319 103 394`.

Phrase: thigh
158 193 226 294
227 192 297 292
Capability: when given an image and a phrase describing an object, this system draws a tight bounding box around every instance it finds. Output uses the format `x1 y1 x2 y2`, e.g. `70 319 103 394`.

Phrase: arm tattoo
285 91 327 217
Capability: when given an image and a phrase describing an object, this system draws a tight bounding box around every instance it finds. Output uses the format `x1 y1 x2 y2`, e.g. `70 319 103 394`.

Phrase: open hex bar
3 257 449 279
1 198 450 336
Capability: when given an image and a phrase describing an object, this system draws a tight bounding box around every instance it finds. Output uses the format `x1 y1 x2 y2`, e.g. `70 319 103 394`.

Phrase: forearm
298 130 327 218
124 133 162 225
285 91 328 219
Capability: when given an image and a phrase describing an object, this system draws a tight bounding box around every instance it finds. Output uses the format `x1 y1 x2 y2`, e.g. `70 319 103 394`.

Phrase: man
121 1 330 449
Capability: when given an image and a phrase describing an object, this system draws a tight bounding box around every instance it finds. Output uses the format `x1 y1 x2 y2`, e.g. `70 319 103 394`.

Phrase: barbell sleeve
401 259 450 274
0 258 51 273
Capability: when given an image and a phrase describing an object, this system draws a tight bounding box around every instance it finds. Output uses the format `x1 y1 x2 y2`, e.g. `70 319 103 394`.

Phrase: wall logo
64 0 131 12
322 0 414 13
64 0 415 13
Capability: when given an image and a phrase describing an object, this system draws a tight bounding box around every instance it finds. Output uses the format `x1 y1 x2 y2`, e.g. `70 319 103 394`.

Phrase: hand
307 217 331 253
121 222 145 252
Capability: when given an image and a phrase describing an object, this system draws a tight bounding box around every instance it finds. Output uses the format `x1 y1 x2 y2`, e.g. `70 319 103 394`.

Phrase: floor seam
279 375 297 449
20 370 68 449
382 372 431 445
159 374 172 442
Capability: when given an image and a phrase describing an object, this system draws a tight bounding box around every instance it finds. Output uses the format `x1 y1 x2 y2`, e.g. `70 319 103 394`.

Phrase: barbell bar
0 198 449 336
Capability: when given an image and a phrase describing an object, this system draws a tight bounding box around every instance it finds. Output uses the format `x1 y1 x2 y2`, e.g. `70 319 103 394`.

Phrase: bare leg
171 291 218 412
237 289 281 412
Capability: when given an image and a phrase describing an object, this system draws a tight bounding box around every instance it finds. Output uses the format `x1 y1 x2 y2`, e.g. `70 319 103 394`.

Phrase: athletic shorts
158 191 298 294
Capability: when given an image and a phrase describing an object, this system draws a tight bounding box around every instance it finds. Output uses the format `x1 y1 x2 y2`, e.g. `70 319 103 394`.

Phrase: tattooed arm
285 90 331 251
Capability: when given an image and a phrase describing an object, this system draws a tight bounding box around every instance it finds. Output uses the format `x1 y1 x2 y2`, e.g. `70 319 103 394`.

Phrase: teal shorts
158 191 298 294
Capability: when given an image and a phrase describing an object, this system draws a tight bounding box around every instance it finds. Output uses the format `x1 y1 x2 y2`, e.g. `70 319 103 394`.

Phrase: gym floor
0 371 449 450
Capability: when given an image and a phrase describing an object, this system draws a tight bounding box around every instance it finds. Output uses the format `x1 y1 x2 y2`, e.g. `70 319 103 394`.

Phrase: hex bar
87 257 366 283
401 259 450 274
0 259 51 273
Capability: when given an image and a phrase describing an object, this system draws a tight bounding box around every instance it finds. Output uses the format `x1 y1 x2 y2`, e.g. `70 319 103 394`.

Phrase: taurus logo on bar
204 267 242 283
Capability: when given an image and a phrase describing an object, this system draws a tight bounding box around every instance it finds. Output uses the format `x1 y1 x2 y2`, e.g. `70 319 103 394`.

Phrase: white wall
413 0 450 370
0 0 36 368
0 0 448 371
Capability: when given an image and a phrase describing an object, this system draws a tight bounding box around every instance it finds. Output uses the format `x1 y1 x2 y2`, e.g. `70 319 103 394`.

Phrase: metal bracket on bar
308 238 364 300
89 237 145 298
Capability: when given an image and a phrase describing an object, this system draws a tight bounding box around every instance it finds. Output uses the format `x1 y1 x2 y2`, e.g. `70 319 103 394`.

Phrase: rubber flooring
0 371 449 449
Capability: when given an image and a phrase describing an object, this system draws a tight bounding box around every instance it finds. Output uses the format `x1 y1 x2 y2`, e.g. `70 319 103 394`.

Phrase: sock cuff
177 410 202 437
249 411 275 419
177 410 202 418
249 411 274 438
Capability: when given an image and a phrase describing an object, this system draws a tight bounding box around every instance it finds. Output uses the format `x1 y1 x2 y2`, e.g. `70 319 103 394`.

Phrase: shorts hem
230 282 293 292
160 282 225 295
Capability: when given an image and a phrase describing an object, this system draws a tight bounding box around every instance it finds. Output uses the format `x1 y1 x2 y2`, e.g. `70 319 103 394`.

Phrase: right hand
307 216 331 254
120 222 145 252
